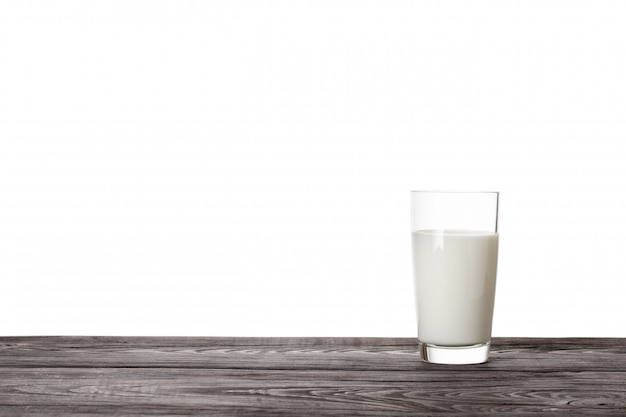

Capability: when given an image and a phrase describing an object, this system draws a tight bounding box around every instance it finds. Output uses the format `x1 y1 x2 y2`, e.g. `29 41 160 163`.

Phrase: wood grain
0 337 625 416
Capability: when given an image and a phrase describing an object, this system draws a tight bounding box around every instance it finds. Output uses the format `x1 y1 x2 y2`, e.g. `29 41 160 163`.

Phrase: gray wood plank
1 337 625 371
0 337 625 416
1 367 625 413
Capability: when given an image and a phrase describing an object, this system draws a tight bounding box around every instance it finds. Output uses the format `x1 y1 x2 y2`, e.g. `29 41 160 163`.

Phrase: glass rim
411 190 499 195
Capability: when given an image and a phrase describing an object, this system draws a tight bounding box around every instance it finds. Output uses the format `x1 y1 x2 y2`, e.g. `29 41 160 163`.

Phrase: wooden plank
2 405 617 417
0 367 625 414
1 337 625 371
0 337 625 416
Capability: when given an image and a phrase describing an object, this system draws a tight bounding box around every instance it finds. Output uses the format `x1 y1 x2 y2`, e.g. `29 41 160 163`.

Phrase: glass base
419 341 490 364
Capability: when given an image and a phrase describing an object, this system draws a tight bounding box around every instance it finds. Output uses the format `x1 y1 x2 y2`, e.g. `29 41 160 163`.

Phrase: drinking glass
411 191 499 364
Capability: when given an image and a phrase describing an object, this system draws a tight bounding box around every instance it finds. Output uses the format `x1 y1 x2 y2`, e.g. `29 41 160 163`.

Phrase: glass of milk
411 191 499 364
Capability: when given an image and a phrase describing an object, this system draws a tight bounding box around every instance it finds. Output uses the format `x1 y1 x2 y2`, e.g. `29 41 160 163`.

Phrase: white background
1 0 625 337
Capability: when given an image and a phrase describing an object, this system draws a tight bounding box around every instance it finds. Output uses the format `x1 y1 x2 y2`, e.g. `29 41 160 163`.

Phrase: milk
412 230 499 346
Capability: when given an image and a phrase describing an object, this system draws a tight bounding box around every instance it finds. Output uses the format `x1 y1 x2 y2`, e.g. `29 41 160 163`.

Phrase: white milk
412 230 499 346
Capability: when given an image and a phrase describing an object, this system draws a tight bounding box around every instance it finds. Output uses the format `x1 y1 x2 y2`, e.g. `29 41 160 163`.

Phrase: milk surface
412 230 499 346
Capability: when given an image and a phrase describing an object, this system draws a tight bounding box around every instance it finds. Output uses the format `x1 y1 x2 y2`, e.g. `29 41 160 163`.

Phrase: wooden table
1 337 625 415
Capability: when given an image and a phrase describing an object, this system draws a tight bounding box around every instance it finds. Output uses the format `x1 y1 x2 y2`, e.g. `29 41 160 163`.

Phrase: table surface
0 337 625 416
